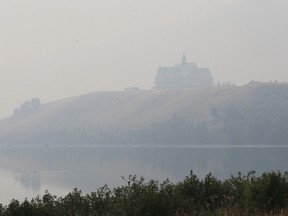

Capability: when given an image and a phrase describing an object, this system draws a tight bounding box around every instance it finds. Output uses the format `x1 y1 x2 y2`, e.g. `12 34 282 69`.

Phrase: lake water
0 144 287 205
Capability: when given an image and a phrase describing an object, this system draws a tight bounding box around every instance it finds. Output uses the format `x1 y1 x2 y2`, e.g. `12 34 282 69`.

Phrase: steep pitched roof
155 56 213 88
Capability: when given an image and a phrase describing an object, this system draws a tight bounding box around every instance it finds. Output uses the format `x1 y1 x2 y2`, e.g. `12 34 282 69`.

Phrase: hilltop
0 82 288 145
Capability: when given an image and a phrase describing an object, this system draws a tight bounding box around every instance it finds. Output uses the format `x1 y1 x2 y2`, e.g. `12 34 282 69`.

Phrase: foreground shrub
0 170 288 216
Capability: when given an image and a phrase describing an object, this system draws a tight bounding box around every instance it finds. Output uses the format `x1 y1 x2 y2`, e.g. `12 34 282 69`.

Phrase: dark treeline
3 96 288 145
1 171 288 216
122 109 288 145
10 111 288 145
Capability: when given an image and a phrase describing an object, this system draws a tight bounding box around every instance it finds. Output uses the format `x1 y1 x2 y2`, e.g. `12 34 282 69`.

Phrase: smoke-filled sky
0 0 287 119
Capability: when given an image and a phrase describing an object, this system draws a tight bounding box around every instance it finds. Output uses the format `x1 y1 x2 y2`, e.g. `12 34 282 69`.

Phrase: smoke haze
0 0 287 118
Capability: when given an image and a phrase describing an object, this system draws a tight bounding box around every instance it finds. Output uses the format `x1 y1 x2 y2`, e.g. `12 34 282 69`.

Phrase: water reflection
0 145 287 205
15 172 41 191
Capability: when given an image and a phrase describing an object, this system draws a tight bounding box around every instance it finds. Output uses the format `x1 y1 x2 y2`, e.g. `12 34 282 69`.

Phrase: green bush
1 171 287 216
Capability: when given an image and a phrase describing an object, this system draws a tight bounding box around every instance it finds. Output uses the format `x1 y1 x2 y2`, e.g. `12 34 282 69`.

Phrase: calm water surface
0 144 287 205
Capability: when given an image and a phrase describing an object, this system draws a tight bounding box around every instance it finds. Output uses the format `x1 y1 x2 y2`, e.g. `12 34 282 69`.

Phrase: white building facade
155 54 213 88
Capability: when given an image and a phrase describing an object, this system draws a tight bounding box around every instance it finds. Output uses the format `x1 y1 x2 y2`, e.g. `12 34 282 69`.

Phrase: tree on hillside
13 98 41 117
31 98 41 113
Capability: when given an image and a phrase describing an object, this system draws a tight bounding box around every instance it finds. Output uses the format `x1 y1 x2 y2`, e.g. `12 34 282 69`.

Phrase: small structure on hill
154 54 213 88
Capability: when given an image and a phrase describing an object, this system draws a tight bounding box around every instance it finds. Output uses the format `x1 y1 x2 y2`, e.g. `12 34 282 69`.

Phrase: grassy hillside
0 82 288 145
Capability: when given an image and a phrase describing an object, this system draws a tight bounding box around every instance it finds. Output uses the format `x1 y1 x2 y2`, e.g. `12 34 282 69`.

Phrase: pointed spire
181 53 187 65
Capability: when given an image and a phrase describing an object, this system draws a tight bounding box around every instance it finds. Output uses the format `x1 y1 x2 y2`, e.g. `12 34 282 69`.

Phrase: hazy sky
0 0 287 119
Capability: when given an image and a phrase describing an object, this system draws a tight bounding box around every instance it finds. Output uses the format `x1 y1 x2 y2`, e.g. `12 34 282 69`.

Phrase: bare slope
0 82 287 144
